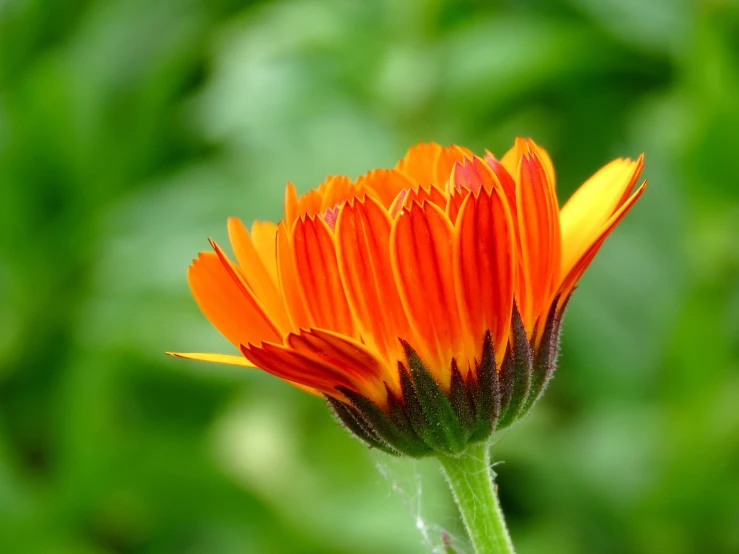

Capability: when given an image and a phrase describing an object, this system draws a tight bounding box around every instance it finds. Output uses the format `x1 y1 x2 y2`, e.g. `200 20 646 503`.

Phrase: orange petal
391 200 462 387
285 328 388 402
292 175 358 221
355 168 415 209
318 175 355 214
395 142 472 188
454 187 515 363
276 221 313 332
389 184 446 218
228 217 290 332
167 351 318 395
188 251 282 348
335 195 416 372
559 156 644 280
500 137 555 189
484 151 518 222
447 157 502 223
241 341 356 398
284 181 298 225
559 181 647 302
434 144 474 187
292 215 358 338
512 151 561 331
250 221 279 284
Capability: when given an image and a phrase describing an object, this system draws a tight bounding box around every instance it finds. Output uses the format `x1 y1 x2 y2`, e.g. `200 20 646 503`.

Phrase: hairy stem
437 442 515 554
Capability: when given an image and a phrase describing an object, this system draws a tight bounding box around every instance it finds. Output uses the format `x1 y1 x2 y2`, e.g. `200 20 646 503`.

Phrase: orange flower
169 139 645 456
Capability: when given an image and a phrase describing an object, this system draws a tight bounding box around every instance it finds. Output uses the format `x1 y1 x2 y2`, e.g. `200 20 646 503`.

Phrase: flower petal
511 150 561 331
395 142 472 188
559 181 647 302
241 341 355 398
292 215 359 338
228 217 290 332
336 195 416 370
354 168 415 209
447 156 502 223
276 221 313 332
285 328 389 402
166 351 256 367
284 181 298 224
389 184 446 218
250 221 279 284
391 200 462 387
454 186 515 363
559 156 644 280
188 250 282 348
501 137 556 189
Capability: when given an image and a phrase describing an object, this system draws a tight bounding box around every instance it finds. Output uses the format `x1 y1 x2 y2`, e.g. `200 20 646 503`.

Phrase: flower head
169 139 645 456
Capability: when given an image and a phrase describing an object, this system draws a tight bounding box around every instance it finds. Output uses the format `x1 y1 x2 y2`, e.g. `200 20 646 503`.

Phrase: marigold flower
169 139 645 457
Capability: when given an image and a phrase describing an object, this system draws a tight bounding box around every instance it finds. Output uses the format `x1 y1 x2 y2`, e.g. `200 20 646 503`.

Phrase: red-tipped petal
513 152 561 330
285 328 389 402
335 196 416 371
454 187 515 363
391 201 462 387
292 215 358 338
276 221 313 332
241 341 354 398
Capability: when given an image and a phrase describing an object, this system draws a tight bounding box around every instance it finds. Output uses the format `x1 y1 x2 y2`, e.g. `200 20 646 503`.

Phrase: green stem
437 442 515 554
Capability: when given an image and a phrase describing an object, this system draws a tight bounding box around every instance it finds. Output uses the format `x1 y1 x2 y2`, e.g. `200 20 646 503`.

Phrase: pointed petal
391 200 462 387
559 156 644 280
335 195 416 370
228 217 290 332
284 181 298 224
276 221 313 332
484 151 518 221
512 151 561 330
395 142 472 188
241 341 356 398
389 184 446 218
292 215 358 338
250 221 279 284
559 181 647 301
166 351 318 396
318 175 354 214
447 156 502 223
500 137 555 189
188 251 282 348
454 187 516 363
166 351 256 367
285 328 389 402
354 168 415 209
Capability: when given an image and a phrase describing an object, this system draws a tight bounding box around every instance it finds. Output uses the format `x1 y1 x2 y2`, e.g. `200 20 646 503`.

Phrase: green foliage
1 0 738 552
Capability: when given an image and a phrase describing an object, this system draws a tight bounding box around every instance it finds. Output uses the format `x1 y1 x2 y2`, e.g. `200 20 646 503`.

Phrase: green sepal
469 330 501 442
385 382 419 439
325 395 398 455
449 359 475 438
521 294 568 414
399 340 467 454
335 386 431 458
398 362 439 449
496 303 533 430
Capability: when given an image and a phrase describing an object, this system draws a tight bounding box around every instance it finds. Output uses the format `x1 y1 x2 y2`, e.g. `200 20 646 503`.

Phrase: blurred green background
1 0 738 552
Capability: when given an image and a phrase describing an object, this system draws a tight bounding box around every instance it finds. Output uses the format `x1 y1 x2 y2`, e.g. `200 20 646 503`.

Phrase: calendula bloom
169 139 645 457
